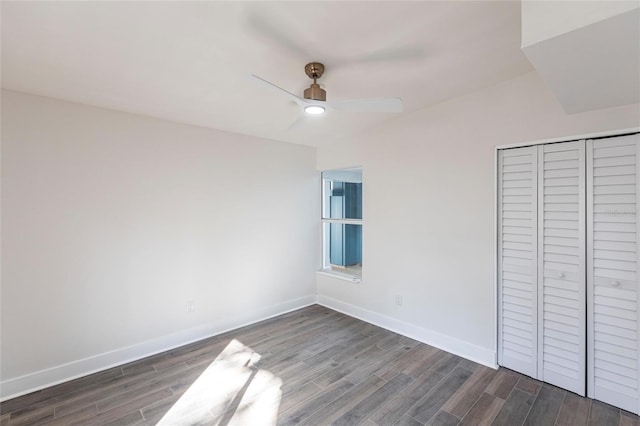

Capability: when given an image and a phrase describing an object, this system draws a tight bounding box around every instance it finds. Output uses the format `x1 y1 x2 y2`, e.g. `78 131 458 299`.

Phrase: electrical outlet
186 301 196 313
395 295 403 306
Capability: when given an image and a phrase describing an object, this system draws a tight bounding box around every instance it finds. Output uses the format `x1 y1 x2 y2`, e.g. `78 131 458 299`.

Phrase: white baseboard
316 295 497 369
0 295 316 402
2 294 497 402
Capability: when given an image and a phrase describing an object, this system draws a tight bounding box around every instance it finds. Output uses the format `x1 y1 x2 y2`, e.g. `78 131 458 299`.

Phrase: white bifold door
498 133 640 413
587 134 640 413
537 141 586 396
498 141 586 396
497 146 539 379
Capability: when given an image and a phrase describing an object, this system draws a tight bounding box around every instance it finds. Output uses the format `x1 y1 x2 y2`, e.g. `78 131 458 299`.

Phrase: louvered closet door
498 146 538 378
587 134 640 414
538 141 586 396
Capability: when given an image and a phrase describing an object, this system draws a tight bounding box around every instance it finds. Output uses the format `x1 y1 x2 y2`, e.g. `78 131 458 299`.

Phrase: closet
497 133 639 414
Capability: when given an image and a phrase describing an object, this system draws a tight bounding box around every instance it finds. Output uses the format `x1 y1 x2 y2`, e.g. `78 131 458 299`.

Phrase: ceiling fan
250 62 404 115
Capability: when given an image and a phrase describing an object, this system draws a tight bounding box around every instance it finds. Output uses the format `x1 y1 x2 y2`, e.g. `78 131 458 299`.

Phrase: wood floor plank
301 333 368 367
138 393 181 423
352 320 385 337
120 353 166 376
92 387 173 425
1 367 123 414
267 355 310 381
282 356 335 387
218 369 281 426
514 377 542 396
51 361 182 419
589 400 620 426
344 344 414 385
297 375 386 425
491 388 535 426
333 373 414 425
556 392 591 426
442 365 498 418
258 324 335 358
459 359 479 372
370 368 445 426
278 379 322 414
621 411 640 426
304 328 362 355
94 369 189 414
101 411 144 426
523 383 564 426
485 369 519 400
375 330 409 350
395 414 425 426
427 410 461 426
278 378 355 425
1 305 638 426
42 404 98 426
331 334 382 363
310 345 386 388
261 335 325 366
281 358 339 394
377 344 438 381
431 353 463 376
459 392 505 426
151 339 227 371
408 366 474 424
403 347 449 378
4 405 54 426
75 407 143 426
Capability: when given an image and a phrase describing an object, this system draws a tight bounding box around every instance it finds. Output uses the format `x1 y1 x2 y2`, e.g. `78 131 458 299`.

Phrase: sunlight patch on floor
158 339 282 425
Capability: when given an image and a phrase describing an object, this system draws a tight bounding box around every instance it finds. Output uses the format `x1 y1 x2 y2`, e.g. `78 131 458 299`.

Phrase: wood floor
1 305 638 426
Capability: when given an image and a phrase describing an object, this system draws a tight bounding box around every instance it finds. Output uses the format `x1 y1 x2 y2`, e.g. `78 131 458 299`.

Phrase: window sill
316 269 361 283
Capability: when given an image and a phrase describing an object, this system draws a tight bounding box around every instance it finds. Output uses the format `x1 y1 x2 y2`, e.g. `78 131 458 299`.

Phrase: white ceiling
1 1 533 147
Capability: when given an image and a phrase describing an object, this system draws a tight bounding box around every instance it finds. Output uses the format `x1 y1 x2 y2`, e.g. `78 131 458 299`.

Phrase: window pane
322 222 362 277
322 168 362 219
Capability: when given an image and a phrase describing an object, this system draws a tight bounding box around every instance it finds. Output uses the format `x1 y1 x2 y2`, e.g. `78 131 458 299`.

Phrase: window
321 167 362 281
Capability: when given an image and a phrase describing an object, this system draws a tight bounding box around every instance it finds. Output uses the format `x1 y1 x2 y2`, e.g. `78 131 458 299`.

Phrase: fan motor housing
304 84 326 101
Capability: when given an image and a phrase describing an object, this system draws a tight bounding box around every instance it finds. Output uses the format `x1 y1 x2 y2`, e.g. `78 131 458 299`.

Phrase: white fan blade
249 74 308 106
326 98 403 113
288 109 327 130
246 12 311 59
287 115 306 131
334 46 426 70
355 46 425 64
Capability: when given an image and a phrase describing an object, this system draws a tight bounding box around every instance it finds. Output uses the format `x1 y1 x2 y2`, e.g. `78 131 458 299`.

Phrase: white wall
316 71 640 367
0 90 319 399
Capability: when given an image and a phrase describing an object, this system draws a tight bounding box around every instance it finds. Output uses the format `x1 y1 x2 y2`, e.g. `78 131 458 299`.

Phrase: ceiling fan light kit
304 105 325 114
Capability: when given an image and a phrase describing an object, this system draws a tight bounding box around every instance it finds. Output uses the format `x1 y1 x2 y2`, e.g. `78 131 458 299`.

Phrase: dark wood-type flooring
1 305 639 425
